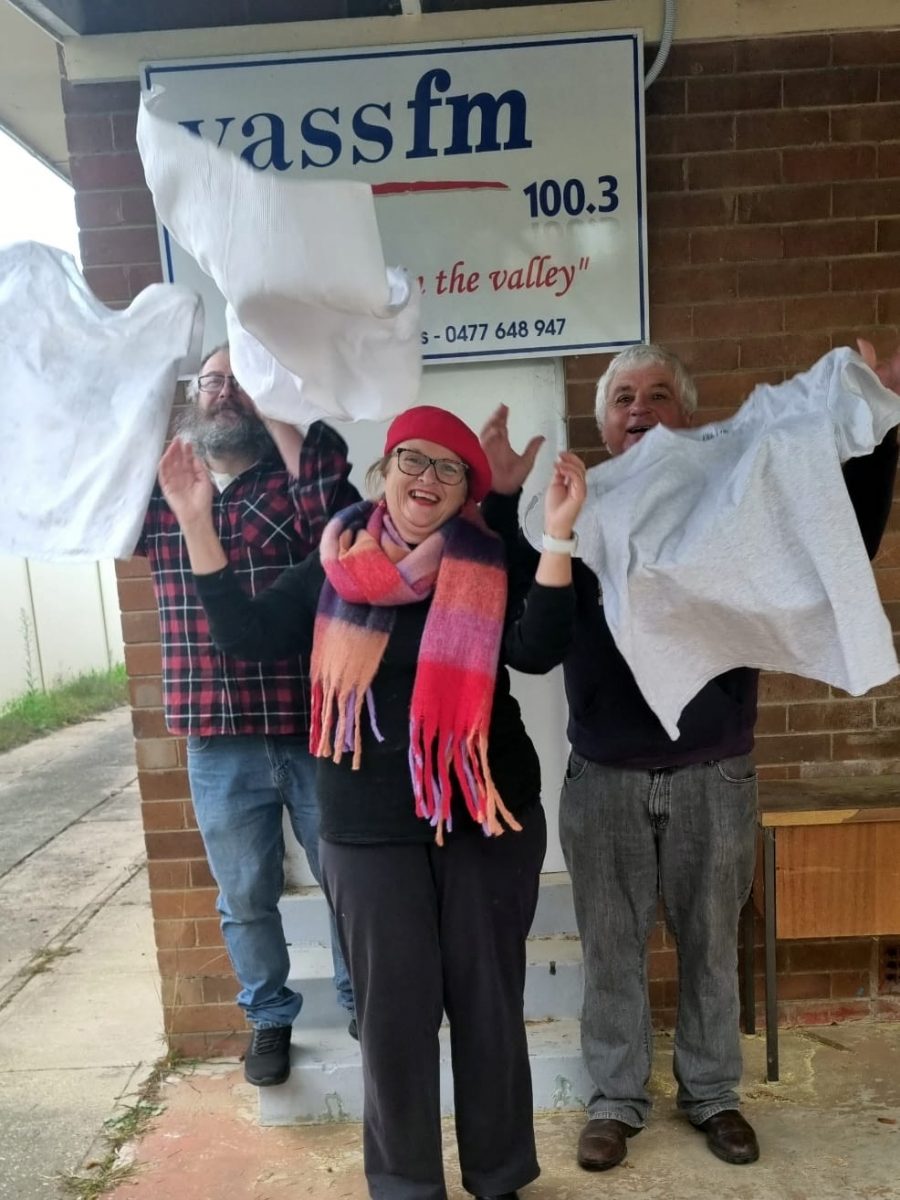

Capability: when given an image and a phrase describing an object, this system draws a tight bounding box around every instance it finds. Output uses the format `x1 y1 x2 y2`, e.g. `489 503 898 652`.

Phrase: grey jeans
559 753 758 1128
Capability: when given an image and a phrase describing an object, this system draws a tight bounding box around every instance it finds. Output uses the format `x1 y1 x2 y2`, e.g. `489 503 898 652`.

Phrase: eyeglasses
393 447 468 486
197 373 244 393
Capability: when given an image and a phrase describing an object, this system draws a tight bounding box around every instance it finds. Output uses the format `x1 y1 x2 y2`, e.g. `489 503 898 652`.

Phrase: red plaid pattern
136 421 359 736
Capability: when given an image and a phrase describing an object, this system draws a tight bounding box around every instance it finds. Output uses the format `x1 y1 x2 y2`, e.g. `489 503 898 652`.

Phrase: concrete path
0 709 163 1200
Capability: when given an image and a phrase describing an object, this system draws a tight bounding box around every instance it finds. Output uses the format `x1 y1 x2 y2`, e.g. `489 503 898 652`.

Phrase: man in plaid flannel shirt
137 344 360 1086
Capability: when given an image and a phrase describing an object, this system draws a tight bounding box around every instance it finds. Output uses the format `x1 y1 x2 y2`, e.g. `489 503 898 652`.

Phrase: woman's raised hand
158 438 214 531
544 451 587 539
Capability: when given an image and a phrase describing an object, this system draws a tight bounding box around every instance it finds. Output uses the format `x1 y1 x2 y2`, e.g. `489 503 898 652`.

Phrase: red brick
875 699 900 728
738 260 830 300
141 799 189 832
735 109 829 150
832 729 900 759
127 263 165 293
693 369 784 408
129 678 163 710
145 829 206 860
646 113 734 156
832 29 900 66
649 264 738 305
117 576 157 612
782 1000 872 1026
834 180 900 218
74 190 127 230
786 293 877 332
202 977 239 1004
65 113 114 154
878 219 900 255
648 979 678 1008
756 704 787 734
151 888 218 921
644 79 686 117
648 949 677 980
194 918 224 947
112 112 137 152
165 1003 243 1035
61 79 141 115
831 103 900 144
147 861 190 890
648 190 738 229
568 415 603 451
168 1031 247 1058
135 738 178 771
647 303 693 340
70 152 147 191
754 733 832 765
155 919 197 950
878 145 900 180
189 859 216 888
692 299 783 338
647 157 685 193
830 971 872 999
82 265 129 304
738 332 831 370
80 226 162 269
833 255 900 292
688 149 780 191
565 381 596 418
121 609 161 644
759 673 830 702
782 144 877 184
880 67 900 103
783 219 876 259
663 41 736 78
735 36 829 73
783 67 879 109
690 227 782 265
121 189 157 224
688 74 781 115
788 940 874 972
877 292 900 325
770 971 831 1001
131 708 170 739
124 642 163 677
564 354 608 383
788 700 874 733
663 339 739 374
116 556 151 579
156 947 232 977
139 768 191 802
737 185 831 225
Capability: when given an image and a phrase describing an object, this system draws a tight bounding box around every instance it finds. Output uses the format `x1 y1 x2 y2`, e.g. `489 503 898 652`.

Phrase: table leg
763 826 779 1082
740 897 756 1034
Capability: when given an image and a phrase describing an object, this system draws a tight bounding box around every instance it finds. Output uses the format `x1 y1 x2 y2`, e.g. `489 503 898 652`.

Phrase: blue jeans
187 733 354 1027
559 754 758 1127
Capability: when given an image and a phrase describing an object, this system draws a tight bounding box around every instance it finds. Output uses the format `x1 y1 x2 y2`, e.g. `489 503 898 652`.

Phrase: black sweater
483 430 898 770
194 550 574 843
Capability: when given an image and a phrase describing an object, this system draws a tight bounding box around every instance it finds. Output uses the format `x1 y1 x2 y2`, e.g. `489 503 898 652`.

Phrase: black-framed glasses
197 372 243 393
394 447 468 486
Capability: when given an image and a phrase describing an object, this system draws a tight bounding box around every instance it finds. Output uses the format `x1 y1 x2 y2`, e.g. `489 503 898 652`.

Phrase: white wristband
542 531 578 555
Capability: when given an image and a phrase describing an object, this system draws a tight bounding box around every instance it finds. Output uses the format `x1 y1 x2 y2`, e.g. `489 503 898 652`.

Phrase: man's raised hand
158 438 214 531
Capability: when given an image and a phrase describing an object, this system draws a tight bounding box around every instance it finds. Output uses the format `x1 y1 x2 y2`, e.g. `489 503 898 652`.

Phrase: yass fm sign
143 32 648 363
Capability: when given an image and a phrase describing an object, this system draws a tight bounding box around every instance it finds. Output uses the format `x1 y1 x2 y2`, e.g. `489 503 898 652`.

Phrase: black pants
319 805 547 1200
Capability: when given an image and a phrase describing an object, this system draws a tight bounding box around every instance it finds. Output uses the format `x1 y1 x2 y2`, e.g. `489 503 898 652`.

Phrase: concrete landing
96 1021 900 1200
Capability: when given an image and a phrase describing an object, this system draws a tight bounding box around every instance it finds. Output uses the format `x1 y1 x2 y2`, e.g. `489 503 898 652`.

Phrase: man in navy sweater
481 340 899 1171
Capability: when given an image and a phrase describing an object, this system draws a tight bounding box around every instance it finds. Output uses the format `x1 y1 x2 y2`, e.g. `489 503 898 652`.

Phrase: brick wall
61 25 900 1050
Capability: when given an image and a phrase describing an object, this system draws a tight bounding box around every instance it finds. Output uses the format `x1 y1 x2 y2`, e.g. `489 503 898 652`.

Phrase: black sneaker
348 1018 359 1041
243 1025 292 1086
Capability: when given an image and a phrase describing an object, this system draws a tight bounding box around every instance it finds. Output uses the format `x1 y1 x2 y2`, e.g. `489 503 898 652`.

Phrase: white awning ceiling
0 1 67 178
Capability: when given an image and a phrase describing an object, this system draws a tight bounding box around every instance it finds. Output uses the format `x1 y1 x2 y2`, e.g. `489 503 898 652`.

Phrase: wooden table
741 776 900 1082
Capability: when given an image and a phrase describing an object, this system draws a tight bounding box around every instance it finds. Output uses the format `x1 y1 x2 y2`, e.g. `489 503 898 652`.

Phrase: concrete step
280 871 578 948
259 1017 591 1126
286 933 585 1028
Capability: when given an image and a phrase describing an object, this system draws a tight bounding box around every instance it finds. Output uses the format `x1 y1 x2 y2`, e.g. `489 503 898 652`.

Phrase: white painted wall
0 556 125 704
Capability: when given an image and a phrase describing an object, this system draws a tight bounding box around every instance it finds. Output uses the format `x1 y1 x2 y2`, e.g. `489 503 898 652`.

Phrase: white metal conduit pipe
645 0 678 88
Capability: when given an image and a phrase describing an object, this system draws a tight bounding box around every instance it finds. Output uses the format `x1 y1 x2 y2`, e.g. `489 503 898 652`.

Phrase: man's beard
176 402 276 463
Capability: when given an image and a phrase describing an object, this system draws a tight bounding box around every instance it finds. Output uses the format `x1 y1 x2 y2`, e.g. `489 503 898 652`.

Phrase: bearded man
136 343 360 1086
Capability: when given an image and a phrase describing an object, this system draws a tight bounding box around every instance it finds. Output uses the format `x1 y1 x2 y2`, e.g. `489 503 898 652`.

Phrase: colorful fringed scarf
310 498 518 844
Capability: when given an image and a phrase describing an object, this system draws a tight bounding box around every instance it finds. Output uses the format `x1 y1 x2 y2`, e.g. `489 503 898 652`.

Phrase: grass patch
0 665 128 754
60 1048 193 1200
23 944 79 978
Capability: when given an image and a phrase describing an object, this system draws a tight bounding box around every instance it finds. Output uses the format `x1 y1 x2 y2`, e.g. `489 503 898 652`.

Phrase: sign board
142 30 648 364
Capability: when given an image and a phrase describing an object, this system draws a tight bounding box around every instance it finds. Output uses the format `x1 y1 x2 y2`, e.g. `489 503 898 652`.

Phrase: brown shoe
576 1118 640 1171
696 1110 760 1165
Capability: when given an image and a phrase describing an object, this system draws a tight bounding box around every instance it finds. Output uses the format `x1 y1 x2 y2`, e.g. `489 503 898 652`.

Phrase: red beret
384 405 493 503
